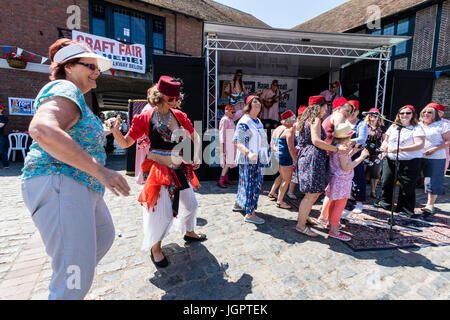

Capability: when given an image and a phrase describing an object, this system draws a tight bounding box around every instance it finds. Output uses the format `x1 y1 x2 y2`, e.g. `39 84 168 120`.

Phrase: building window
92 4 106 37
89 1 166 70
153 20 164 54
113 8 131 42
395 18 410 55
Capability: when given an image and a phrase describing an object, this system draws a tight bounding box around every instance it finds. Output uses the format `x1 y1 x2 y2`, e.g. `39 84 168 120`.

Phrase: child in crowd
218 105 237 188
320 123 369 241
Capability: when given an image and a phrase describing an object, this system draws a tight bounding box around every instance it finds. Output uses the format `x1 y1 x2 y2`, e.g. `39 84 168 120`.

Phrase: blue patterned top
21 80 106 195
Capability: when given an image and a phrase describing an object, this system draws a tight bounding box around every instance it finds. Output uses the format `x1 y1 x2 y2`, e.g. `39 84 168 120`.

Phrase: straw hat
334 123 354 138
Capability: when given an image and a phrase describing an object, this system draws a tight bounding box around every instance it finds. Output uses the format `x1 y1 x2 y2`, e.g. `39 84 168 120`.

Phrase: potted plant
4 52 28 69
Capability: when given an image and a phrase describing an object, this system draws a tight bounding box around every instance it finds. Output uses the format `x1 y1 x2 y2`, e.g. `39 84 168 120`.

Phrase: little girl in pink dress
321 123 369 241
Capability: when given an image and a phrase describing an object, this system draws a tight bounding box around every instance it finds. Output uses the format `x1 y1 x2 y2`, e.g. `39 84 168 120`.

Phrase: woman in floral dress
295 96 350 237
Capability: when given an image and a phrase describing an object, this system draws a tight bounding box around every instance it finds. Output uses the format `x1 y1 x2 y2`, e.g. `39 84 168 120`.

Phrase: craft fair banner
8 97 35 116
72 30 146 74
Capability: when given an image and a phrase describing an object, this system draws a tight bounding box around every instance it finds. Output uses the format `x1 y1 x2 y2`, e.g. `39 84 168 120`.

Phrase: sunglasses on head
76 62 99 72
164 94 182 102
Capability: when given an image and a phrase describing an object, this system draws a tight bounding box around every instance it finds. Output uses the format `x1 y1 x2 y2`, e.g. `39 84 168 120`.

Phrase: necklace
156 109 172 127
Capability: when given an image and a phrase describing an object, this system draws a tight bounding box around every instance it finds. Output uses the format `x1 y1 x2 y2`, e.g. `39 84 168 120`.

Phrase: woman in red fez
267 109 297 209
232 95 269 224
375 105 425 217
295 98 350 237
110 75 205 268
418 103 450 214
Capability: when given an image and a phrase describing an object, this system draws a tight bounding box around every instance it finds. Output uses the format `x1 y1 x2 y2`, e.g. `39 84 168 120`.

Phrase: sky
213 0 349 29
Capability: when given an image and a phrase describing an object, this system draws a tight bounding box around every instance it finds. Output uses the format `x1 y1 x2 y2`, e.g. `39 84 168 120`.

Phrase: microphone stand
371 113 413 241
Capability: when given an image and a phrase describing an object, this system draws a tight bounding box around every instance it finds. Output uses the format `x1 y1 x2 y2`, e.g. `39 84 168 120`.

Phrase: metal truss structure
205 34 391 129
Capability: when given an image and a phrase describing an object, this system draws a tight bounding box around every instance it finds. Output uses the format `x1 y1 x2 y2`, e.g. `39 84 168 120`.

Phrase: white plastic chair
8 133 29 161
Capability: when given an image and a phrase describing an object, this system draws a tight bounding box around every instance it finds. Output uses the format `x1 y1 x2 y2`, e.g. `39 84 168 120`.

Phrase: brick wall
394 57 409 70
411 4 438 70
437 0 450 67
0 0 89 60
432 75 450 117
0 69 49 134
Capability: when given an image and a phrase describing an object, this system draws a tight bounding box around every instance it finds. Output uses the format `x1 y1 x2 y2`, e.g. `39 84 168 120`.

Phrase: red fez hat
157 76 181 97
348 100 359 110
401 105 415 113
333 97 349 109
225 105 235 111
281 110 295 121
425 102 441 112
272 80 278 86
308 95 325 106
333 81 340 87
369 108 380 113
0 105 5 110
298 105 307 116
439 104 446 112
246 95 257 105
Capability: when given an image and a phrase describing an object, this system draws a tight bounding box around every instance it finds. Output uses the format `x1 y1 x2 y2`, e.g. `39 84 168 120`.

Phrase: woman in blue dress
267 110 297 209
232 95 270 225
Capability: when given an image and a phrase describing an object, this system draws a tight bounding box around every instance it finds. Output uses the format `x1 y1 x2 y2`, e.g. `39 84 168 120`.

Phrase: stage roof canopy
204 22 410 78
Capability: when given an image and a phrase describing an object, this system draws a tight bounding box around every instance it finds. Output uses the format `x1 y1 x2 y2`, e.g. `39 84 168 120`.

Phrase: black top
148 111 182 152
0 115 8 137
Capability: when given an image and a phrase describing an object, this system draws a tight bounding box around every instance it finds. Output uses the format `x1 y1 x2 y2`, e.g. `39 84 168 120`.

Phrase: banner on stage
8 97 35 116
72 30 146 74
219 75 298 114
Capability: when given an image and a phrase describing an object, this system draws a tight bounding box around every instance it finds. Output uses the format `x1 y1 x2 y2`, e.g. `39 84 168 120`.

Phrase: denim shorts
422 158 446 195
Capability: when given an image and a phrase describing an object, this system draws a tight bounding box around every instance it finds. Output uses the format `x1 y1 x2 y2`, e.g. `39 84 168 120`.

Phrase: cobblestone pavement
0 156 449 300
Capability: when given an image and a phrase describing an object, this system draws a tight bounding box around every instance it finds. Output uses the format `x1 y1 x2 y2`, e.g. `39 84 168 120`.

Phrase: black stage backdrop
152 54 222 180
342 60 434 119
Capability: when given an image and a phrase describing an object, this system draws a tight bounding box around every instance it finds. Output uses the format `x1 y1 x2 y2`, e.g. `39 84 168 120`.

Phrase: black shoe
151 250 169 268
184 234 207 242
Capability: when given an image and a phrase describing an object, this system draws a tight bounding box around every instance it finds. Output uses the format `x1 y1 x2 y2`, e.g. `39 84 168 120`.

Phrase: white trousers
141 185 198 251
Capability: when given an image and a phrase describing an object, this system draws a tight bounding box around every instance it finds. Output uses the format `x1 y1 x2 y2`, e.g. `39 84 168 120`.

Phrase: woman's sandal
306 218 319 226
267 193 277 201
295 226 319 237
276 202 291 209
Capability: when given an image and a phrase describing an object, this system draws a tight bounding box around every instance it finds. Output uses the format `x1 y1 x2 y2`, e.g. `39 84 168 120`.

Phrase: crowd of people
217 72 450 241
17 39 449 300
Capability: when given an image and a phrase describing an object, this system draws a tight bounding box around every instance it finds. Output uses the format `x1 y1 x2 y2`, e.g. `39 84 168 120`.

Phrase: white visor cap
53 44 112 72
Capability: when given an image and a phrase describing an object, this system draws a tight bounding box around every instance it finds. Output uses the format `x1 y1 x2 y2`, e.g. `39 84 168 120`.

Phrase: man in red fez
322 96 353 144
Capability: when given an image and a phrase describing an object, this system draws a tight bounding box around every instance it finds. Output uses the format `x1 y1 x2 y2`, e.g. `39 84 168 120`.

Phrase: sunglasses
399 112 412 115
164 94 182 102
423 111 434 114
76 62 99 72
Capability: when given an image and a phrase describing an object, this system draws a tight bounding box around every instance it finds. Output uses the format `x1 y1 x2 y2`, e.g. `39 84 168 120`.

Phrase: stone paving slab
0 157 449 300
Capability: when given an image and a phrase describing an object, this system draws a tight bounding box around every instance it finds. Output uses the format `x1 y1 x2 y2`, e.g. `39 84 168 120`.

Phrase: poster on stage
218 75 297 114
8 97 35 116
72 30 146 74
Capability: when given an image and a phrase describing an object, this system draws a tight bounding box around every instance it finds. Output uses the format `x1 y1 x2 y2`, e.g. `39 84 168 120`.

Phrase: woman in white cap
21 38 130 299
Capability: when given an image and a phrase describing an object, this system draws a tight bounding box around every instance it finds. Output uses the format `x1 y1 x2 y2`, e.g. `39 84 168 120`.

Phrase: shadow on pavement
148 243 253 300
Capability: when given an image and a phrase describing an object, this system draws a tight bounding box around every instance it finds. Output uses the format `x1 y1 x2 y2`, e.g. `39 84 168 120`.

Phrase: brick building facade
0 0 266 139
293 0 450 117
